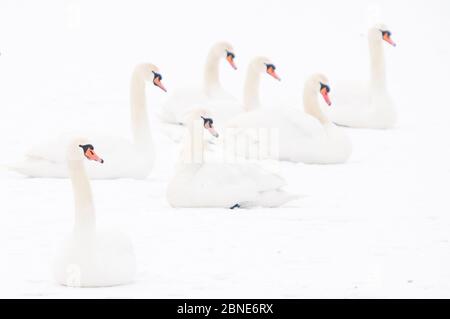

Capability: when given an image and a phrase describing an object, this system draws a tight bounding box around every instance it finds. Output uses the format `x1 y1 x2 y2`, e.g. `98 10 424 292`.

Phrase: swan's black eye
265 63 276 71
201 116 213 127
320 82 330 93
381 30 391 37
152 71 162 81
226 51 235 59
78 144 94 153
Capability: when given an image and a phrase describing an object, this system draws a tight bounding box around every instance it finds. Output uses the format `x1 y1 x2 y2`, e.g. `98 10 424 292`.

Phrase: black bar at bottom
0 299 447 317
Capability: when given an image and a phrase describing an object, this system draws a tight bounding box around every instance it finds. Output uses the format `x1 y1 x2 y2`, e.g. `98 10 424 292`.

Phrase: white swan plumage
326 24 397 129
54 138 136 287
159 41 239 126
158 56 280 143
225 73 352 164
166 109 298 208
241 56 281 112
9 63 166 179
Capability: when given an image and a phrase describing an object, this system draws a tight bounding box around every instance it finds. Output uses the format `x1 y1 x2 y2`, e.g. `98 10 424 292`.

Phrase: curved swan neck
303 83 330 126
68 150 95 234
243 65 262 112
203 51 222 97
130 66 153 152
180 120 205 165
368 31 386 91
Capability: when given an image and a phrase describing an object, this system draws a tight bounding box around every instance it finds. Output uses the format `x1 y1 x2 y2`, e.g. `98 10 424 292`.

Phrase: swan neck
303 85 330 125
369 36 386 91
243 66 261 111
203 52 222 96
130 69 153 153
68 158 95 234
180 120 205 165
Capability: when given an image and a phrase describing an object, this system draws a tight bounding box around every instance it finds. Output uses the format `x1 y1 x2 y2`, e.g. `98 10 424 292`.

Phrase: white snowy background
1 0 450 298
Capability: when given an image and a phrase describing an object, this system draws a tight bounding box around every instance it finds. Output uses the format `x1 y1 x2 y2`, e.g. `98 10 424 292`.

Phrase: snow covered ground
1 0 450 298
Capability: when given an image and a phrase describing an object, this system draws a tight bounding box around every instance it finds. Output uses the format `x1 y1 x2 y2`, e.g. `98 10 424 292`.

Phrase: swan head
137 63 167 92
79 144 104 163
210 41 237 70
370 24 396 47
201 116 219 138
249 56 281 81
306 73 332 106
184 108 219 138
67 138 104 163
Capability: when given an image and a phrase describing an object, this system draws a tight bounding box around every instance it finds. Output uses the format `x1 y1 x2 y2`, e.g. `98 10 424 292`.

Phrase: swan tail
4 162 40 177
3 162 28 174
5 159 67 178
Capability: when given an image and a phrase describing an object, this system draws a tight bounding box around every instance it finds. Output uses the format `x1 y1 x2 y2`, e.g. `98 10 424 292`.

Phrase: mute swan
242 56 281 111
326 24 397 129
196 56 281 126
166 109 298 208
9 63 166 179
209 56 281 125
226 74 352 164
159 41 238 125
54 138 136 287
159 56 280 142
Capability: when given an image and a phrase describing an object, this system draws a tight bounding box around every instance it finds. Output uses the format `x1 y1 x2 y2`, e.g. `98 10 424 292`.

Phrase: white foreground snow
1 0 450 298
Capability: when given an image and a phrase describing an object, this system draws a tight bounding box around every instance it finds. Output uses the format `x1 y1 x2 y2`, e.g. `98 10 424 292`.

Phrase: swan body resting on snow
159 41 239 125
226 74 352 164
326 24 397 129
54 138 136 287
166 109 298 208
9 64 166 179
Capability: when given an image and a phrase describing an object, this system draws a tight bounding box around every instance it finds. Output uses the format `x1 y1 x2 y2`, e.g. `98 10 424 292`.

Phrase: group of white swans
7 24 396 287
